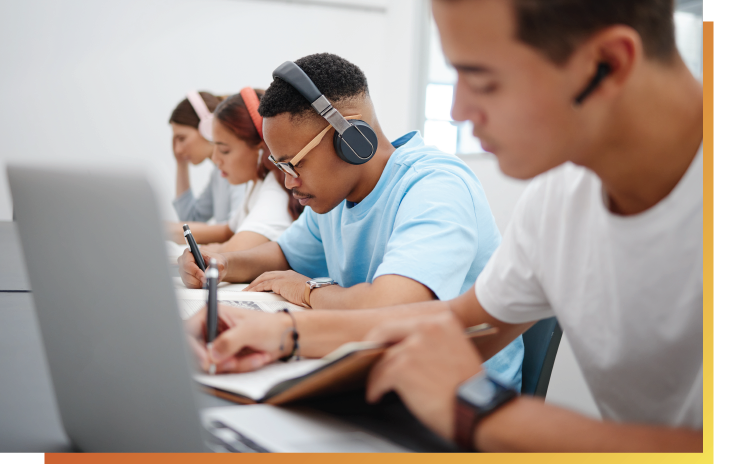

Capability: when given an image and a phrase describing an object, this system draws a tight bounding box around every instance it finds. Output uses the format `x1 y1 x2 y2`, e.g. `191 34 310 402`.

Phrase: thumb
209 326 247 363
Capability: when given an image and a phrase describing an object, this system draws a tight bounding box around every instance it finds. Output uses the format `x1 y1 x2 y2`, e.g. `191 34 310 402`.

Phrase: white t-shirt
228 173 294 241
475 147 703 429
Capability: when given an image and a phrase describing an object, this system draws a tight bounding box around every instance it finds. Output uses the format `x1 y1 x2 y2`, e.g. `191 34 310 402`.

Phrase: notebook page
195 359 326 401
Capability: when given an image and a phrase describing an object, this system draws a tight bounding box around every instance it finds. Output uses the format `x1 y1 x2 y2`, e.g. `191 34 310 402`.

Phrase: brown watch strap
454 399 479 451
301 282 312 308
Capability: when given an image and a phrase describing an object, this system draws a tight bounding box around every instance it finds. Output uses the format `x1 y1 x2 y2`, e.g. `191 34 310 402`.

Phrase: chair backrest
520 317 562 397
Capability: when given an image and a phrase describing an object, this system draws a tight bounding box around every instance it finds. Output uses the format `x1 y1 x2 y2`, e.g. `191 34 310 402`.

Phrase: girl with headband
168 91 247 244
199 87 303 253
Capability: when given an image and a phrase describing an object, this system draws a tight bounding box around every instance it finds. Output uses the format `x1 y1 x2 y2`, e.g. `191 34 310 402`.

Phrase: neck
346 127 396 204
579 57 703 216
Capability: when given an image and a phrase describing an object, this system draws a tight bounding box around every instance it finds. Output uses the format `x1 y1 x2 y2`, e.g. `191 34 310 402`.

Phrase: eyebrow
452 63 494 74
214 141 228 146
275 154 292 162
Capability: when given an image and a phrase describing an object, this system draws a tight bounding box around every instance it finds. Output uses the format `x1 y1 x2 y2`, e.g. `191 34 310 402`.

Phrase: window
422 4 704 155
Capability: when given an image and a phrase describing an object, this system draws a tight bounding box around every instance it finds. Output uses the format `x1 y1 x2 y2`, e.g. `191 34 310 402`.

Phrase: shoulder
392 140 482 193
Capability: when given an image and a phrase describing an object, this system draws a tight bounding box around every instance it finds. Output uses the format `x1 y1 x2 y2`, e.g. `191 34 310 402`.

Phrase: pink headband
240 87 263 140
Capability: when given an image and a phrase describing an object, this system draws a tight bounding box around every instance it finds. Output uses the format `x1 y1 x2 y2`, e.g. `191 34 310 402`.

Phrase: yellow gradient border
44 21 715 464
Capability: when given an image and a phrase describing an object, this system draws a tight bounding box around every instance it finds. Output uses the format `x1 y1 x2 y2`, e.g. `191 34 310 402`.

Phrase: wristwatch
455 371 517 451
302 277 338 308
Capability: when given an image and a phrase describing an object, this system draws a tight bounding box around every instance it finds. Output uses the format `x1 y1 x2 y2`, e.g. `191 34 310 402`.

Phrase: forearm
294 300 451 358
474 396 703 452
176 161 190 197
223 242 291 283
186 222 233 244
309 279 435 310
211 231 270 254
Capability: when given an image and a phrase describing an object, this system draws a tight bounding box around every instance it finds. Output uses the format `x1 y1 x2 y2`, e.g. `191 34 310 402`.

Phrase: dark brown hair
169 91 223 128
214 91 304 221
512 0 677 64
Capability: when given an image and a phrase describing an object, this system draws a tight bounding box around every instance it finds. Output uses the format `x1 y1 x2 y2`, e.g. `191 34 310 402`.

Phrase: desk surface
0 221 31 291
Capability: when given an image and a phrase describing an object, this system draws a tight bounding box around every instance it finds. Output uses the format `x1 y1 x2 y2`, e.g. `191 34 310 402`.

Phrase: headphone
185 91 214 141
240 86 264 141
272 61 378 165
574 62 611 105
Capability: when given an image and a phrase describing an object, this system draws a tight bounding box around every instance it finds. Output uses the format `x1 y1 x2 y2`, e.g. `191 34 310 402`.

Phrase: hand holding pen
183 224 206 272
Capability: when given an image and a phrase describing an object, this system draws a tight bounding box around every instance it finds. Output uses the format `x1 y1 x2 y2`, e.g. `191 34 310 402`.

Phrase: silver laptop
7 165 408 453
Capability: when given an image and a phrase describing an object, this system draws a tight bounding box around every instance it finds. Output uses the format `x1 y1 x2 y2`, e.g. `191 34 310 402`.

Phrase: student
179 53 524 388
168 91 246 244
199 88 303 253
184 0 703 452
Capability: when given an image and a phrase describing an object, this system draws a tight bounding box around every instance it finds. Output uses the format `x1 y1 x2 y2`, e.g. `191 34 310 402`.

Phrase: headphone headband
272 61 352 136
240 87 264 140
185 90 214 141
271 60 378 165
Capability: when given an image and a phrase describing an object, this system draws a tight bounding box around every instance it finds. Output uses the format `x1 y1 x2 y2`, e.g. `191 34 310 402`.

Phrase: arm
202 230 269 253
177 241 290 288
187 285 516 369
175 159 190 197
364 311 703 453
244 272 437 309
182 222 234 245
473 396 702 452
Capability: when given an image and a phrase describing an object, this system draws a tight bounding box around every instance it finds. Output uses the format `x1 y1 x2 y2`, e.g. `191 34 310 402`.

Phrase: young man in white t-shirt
184 0 703 451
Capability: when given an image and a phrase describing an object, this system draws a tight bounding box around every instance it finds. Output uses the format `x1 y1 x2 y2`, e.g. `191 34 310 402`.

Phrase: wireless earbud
574 63 611 105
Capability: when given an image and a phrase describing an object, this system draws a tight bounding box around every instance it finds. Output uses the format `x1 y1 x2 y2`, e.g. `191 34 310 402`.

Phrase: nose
284 173 301 190
451 80 485 126
210 147 220 166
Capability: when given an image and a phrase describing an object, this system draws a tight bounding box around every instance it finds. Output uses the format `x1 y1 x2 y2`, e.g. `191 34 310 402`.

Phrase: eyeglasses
269 114 361 178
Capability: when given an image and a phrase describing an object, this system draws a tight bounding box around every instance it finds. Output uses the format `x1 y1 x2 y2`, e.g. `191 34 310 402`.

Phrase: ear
570 25 642 104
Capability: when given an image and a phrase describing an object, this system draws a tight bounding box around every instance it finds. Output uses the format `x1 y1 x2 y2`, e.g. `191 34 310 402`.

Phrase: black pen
183 224 206 272
206 258 219 375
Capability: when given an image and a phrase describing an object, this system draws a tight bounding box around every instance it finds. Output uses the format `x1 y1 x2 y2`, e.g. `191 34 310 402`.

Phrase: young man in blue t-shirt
178 53 522 387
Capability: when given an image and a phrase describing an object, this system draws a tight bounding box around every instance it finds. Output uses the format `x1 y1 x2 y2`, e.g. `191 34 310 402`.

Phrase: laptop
7 165 408 453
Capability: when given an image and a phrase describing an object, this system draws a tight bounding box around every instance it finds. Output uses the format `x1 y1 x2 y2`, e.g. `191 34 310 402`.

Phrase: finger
187 336 210 372
246 277 275 293
366 346 406 403
185 306 208 337
245 272 275 291
215 352 273 374
209 325 253 364
180 261 205 288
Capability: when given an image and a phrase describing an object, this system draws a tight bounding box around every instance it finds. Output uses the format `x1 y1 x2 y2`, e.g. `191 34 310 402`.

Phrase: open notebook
195 341 386 405
176 287 306 319
194 324 497 406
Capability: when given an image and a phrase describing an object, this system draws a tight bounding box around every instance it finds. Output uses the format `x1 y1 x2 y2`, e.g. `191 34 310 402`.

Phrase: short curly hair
258 53 369 120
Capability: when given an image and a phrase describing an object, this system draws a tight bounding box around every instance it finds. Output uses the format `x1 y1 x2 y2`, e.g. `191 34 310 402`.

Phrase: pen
206 258 219 375
183 224 206 272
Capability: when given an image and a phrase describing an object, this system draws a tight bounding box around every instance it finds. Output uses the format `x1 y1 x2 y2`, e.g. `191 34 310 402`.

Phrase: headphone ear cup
333 120 378 165
198 114 214 142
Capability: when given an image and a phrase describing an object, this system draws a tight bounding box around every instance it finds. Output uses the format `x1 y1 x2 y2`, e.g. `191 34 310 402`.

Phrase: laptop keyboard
204 420 269 453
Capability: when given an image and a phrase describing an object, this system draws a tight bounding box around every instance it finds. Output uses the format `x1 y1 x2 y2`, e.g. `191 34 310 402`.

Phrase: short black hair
258 53 369 119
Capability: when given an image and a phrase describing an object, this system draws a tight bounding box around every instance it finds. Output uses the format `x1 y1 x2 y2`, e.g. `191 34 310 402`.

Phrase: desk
0 224 454 453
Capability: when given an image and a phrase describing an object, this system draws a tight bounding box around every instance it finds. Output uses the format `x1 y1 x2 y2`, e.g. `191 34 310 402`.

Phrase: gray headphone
272 61 379 165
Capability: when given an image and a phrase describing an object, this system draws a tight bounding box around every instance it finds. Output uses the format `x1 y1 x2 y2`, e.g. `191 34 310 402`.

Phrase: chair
520 317 563 397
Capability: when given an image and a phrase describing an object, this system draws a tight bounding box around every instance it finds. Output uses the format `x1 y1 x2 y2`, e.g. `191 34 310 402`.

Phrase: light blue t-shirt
278 131 523 389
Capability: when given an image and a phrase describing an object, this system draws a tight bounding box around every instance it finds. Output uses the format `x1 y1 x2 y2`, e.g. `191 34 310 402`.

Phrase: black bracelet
278 308 299 362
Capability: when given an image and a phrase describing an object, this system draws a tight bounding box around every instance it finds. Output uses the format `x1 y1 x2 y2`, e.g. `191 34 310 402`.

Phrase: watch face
459 373 499 408
311 277 335 284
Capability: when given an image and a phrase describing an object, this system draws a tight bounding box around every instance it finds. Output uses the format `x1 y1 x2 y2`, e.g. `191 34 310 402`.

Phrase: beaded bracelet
278 308 299 362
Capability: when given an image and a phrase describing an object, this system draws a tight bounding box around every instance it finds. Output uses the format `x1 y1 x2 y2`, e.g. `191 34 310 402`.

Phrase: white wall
0 0 600 420
0 0 427 220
